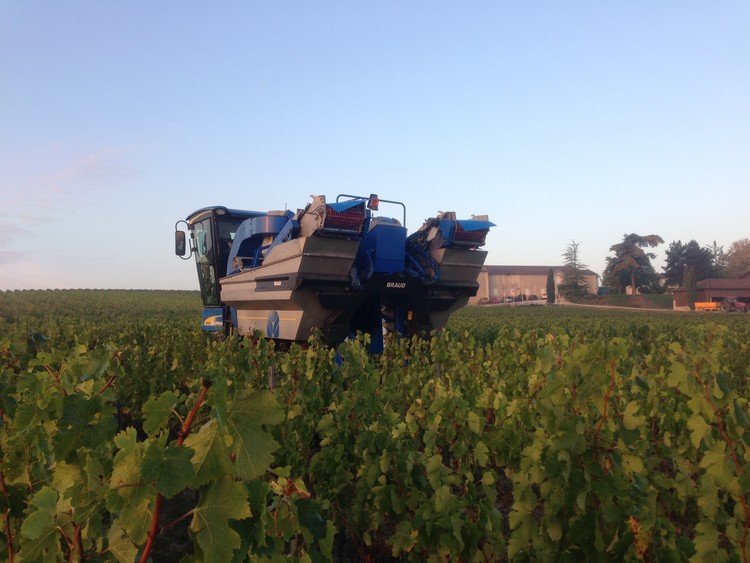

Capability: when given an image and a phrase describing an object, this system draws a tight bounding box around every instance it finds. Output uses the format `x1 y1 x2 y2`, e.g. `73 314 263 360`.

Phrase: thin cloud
7 148 137 209
0 218 35 238
1 147 139 240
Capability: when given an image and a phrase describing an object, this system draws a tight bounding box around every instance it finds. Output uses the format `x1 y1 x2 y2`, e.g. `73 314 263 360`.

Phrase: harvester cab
176 194 493 352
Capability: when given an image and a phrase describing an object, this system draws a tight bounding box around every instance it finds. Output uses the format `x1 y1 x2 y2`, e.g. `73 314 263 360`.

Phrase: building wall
472 270 490 304
487 273 550 299
469 270 599 304
587 273 599 293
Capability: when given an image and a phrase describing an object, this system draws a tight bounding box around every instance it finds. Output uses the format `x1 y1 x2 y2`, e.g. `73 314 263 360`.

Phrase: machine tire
720 303 730 313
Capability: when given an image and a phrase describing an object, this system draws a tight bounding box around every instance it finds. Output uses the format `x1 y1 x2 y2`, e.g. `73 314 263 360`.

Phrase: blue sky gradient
1 2 748 289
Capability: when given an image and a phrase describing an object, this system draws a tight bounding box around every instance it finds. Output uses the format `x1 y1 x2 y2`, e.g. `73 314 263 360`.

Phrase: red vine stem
0 471 14 563
98 374 117 395
176 380 212 447
592 361 617 460
68 523 83 563
44 365 68 396
138 379 211 563
159 509 196 533
139 494 163 563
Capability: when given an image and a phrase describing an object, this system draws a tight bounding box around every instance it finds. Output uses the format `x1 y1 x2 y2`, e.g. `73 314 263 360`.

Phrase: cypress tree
546 268 556 304
685 266 697 311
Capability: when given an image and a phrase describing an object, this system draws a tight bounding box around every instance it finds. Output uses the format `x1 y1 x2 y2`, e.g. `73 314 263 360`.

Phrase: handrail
336 193 406 226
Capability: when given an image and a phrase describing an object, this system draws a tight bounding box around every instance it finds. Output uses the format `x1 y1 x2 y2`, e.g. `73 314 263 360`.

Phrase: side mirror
175 230 186 256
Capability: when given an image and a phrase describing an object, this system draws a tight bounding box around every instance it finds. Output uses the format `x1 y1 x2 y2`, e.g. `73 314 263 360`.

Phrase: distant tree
600 267 624 293
558 240 589 299
685 266 697 311
707 240 728 277
663 240 715 286
546 268 556 304
604 233 664 295
726 238 750 278
663 241 686 287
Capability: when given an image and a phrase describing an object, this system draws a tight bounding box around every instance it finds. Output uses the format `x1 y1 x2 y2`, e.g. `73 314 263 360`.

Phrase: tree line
557 236 750 298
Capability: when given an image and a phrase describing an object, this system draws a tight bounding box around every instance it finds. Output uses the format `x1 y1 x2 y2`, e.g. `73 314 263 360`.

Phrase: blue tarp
456 219 496 231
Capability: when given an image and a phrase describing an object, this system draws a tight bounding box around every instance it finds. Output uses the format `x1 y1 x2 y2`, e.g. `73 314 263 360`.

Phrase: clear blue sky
1 2 748 290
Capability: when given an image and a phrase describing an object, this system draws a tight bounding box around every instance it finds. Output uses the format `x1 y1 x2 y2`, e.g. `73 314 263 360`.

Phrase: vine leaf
51 461 82 512
107 428 153 544
142 390 179 437
389 520 419 557
227 391 284 481
434 485 452 512
190 477 252 563
692 521 720 561
667 362 688 392
20 486 57 539
183 419 233 488
106 521 139 563
114 499 151 547
698 442 726 474
19 486 60 561
55 391 116 459
474 441 489 467
687 414 710 449
108 429 150 506
467 411 483 434
622 401 644 430
697 475 719 520
142 440 195 499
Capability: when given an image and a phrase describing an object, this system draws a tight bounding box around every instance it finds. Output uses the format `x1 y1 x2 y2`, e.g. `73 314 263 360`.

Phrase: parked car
503 296 514 303
528 294 539 301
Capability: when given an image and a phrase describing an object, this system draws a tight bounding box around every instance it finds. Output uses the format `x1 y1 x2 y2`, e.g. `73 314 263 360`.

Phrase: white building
470 265 600 304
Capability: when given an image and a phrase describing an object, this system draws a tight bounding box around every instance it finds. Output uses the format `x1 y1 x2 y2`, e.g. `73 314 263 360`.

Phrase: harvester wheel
720 303 730 312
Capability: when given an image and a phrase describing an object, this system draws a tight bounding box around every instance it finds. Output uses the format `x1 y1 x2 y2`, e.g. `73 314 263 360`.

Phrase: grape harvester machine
175 194 493 352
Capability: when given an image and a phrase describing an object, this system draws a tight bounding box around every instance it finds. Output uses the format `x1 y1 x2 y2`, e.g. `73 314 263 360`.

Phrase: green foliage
190 477 252 562
559 240 590 299
664 239 717 286
604 233 664 294
0 290 331 562
2 290 750 561
726 238 750 278
707 240 729 277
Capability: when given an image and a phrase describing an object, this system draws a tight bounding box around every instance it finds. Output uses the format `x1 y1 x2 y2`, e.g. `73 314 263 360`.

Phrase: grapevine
0 290 749 560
